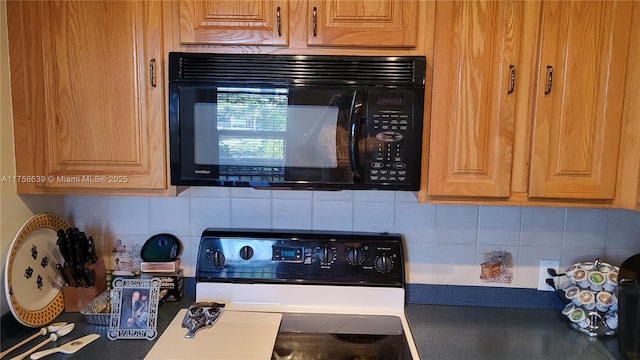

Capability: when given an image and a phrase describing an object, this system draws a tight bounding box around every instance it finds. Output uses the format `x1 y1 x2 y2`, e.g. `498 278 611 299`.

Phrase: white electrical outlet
537 259 560 291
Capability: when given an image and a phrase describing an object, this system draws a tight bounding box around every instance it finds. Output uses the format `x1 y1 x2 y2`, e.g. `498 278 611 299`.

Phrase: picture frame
107 277 161 340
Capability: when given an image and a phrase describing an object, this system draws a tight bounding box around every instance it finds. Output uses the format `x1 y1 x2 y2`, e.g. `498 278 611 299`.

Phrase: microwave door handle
349 90 366 182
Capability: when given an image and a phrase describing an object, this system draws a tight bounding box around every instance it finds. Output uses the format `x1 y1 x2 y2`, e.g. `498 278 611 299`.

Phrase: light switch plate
537 259 560 291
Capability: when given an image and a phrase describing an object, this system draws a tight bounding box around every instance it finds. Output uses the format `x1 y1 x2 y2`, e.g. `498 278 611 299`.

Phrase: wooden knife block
62 256 107 312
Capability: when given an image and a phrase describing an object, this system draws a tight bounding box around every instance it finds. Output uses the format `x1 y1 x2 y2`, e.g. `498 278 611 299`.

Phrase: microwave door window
190 89 287 183
193 103 218 166
190 86 356 186
285 90 357 185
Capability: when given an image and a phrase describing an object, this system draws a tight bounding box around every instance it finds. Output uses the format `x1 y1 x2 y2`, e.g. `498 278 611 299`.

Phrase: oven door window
183 86 363 186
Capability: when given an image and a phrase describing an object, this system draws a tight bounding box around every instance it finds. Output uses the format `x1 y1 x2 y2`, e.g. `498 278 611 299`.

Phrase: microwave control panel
366 88 418 185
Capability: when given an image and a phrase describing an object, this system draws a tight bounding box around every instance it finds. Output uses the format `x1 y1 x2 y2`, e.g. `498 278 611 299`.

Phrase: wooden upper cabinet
177 0 418 48
308 0 418 47
529 1 632 200
179 0 288 45
7 1 167 194
427 1 521 197
614 2 640 210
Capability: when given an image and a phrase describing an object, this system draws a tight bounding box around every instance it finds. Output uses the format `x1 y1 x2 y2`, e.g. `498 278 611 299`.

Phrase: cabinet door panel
179 0 288 45
308 0 417 47
529 1 631 199
45 2 140 169
427 1 520 197
8 1 167 193
615 2 640 210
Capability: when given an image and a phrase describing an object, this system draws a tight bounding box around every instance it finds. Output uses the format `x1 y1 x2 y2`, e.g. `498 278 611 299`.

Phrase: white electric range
146 229 420 360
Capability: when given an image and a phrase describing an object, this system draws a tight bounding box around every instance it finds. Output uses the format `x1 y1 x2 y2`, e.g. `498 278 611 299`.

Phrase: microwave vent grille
170 53 425 86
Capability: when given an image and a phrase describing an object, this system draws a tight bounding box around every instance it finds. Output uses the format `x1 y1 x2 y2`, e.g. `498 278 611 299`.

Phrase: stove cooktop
272 313 412 360
191 229 420 360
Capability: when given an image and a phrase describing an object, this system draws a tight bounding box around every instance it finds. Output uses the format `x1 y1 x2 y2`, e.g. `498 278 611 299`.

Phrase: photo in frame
107 277 161 340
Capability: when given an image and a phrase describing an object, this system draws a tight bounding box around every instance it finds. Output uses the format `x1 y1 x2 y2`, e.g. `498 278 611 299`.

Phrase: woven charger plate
4 213 70 327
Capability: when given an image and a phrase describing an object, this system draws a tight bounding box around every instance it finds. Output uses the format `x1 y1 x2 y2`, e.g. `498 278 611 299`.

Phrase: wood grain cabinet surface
307 0 418 47
179 0 289 45
529 0 632 200
426 1 522 198
422 0 635 207
177 0 418 48
7 1 168 195
614 2 640 211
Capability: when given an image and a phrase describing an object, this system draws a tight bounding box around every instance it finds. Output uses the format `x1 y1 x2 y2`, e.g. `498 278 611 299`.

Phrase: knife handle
81 267 95 288
28 346 59 360
56 264 69 286
86 236 98 264
68 265 82 287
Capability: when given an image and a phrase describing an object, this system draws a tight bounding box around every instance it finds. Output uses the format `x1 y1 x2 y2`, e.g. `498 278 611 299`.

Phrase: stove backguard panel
195 229 405 287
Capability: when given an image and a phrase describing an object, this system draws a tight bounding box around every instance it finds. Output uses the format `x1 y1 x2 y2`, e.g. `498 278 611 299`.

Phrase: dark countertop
405 304 619 360
1 297 620 360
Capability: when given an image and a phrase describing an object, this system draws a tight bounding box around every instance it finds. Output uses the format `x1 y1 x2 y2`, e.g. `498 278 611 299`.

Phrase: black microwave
168 52 426 190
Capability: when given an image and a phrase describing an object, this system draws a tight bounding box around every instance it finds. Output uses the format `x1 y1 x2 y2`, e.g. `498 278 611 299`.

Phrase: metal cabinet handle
544 65 553 95
276 6 281 37
312 7 317 37
149 58 157 88
507 64 515 94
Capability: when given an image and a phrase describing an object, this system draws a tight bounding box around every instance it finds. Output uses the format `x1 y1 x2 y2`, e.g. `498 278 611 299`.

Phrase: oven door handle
349 90 366 182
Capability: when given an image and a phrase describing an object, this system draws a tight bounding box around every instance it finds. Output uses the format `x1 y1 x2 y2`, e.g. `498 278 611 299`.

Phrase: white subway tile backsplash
405 242 435 284
108 196 149 235
65 195 109 235
435 205 479 245
606 209 640 250
564 208 608 248
272 199 312 229
189 197 231 235
393 202 436 243
395 191 419 202
312 190 354 201
434 244 477 285
63 190 640 290
183 236 199 277
605 249 639 267
149 197 190 236
230 198 272 228
230 187 272 199
521 206 565 247
561 247 606 269
478 206 522 246
271 190 313 200
354 190 395 202
353 201 394 232
517 246 562 288
189 186 230 198
312 200 353 231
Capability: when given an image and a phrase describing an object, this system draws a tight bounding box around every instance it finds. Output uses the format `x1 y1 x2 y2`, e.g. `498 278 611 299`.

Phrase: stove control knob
208 250 225 269
346 248 365 266
375 255 394 274
239 245 254 260
319 246 336 265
